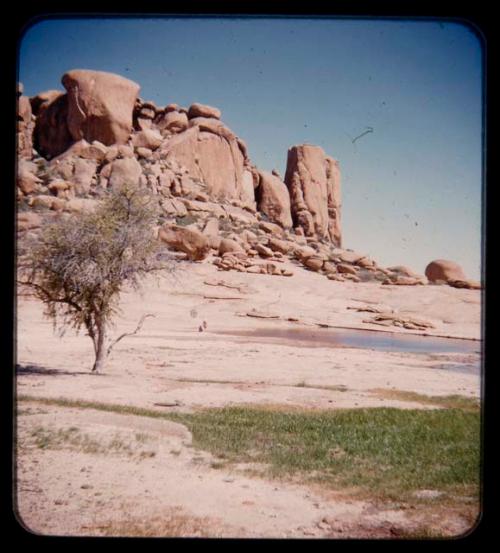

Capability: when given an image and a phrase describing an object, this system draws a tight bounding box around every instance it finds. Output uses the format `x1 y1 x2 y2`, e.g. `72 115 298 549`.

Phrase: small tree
18 184 163 373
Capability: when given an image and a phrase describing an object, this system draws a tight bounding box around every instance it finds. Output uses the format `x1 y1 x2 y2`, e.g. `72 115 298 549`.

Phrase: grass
26 423 156 458
92 510 222 537
168 406 480 502
369 389 480 411
295 382 349 392
17 394 480 502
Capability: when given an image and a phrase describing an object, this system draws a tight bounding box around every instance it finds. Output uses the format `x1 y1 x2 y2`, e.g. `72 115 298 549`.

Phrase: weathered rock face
256 171 293 228
425 259 467 284
284 144 341 246
62 69 140 147
158 125 249 201
33 91 73 159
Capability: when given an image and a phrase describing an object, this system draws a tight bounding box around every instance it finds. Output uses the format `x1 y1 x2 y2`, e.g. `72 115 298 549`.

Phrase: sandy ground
14 259 482 538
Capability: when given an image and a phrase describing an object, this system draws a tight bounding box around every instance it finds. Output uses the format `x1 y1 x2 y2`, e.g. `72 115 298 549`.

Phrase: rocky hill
16 69 478 289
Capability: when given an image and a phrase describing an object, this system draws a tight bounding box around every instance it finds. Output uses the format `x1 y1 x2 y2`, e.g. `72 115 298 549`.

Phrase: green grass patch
17 394 480 501
167 406 480 501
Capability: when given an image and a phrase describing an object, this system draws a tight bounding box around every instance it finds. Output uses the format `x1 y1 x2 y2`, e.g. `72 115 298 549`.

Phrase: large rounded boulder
62 69 140 147
425 259 467 284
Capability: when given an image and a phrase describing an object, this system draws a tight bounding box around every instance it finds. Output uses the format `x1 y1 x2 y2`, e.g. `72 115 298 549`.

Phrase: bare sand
15 259 482 538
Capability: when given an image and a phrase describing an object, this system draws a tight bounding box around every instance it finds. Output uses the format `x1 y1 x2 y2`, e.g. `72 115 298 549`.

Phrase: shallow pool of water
216 327 481 356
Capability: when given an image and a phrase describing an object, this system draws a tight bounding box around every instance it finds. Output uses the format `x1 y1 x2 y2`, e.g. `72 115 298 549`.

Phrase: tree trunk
91 322 107 373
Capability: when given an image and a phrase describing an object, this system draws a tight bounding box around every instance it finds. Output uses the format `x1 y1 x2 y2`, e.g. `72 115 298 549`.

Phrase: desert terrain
15 257 482 538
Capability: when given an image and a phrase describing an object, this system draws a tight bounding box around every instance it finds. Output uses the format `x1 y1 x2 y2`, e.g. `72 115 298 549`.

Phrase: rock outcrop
17 84 34 159
18 68 458 291
284 144 341 246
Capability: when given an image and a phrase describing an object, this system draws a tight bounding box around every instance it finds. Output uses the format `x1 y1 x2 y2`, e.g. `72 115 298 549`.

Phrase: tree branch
17 280 83 313
106 313 155 357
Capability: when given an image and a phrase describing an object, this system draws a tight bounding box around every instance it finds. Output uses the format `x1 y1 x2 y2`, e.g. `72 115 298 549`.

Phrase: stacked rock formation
16 68 478 289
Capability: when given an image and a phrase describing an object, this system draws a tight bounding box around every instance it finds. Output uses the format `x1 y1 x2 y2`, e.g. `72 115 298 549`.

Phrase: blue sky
19 17 483 279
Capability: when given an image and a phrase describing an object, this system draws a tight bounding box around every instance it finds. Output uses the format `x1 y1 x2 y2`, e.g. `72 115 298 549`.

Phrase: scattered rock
448 279 481 290
337 263 358 275
258 221 284 236
158 223 211 261
218 238 246 257
303 256 324 271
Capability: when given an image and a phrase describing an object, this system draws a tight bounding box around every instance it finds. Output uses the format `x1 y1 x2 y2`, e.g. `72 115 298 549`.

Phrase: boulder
65 198 98 213
158 126 248 200
448 279 481 290
108 157 143 189
161 198 188 217
337 250 365 264
255 244 274 258
29 195 57 210
240 170 256 207
384 276 425 286
17 93 34 158
62 69 140 146
337 263 358 275
218 238 246 257
188 117 235 140
30 90 64 115
387 265 421 278
256 171 293 229
303 256 324 271
284 144 341 246
187 102 221 120
294 245 317 261
132 129 163 150
323 261 337 274
202 218 221 249
157 111 188 133
17 162 41 195
258 221 284 236
158 224 211 261
72 158 97 195
425 259 467 284
136 147 153 159
33 91 73 159
267 237 291 255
